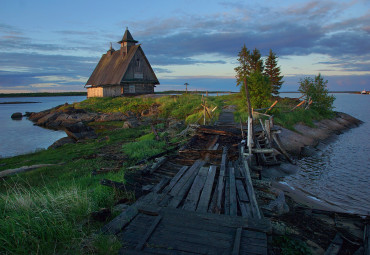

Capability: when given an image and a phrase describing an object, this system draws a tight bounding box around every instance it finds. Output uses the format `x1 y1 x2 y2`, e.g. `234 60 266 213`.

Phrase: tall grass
0 183 111 254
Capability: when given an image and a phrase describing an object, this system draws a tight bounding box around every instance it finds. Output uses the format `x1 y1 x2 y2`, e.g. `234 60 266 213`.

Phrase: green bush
298 74 335 114
240 71 272 109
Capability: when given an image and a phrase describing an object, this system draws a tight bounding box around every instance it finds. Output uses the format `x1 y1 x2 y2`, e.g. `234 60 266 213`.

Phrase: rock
64 122 97 140
122 118 140 129
95 112 127 122
90 208 111 222
11 112 23 119
48 137 76 149
24 112 33 117
28 110 51 122
263 189 289 216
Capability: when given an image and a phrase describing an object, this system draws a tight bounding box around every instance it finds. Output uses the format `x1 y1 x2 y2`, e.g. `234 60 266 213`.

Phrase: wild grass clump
74 97 155 114
122 139 167 161
272 108 333 130
0 183 112 254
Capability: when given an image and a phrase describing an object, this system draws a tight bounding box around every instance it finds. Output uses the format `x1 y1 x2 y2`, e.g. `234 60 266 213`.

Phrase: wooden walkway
103 108 270 255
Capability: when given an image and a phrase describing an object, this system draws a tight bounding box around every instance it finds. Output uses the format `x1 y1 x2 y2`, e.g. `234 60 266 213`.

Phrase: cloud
30 83 61 88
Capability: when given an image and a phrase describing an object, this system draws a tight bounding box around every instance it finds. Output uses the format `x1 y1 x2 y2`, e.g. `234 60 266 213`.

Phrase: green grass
273 235 312 255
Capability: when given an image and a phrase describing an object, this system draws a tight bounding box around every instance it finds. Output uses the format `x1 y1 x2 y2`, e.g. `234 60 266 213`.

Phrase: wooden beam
232 228 242 255
216 147 228 213
183 167 208 211
135 215 162 250
229 166 237 216
196 166 217 213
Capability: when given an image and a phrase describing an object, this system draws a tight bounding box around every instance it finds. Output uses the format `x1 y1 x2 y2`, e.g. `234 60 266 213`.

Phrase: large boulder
122 118 140 129
64 122 97 140
48 137 76 149
11 112 23 119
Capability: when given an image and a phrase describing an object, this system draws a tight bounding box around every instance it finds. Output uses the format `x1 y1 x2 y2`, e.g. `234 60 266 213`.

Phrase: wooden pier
103 108 271 255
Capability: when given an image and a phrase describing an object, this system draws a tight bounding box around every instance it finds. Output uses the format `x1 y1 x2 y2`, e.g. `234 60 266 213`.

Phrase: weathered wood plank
196 165 217 213
152 177 170 193
182 167 209 211
365 224 370 255
168 161 206 208
170 160 203 196
135 215 162 250
232 228 242 255
208 181 218 213
238 156 262 219
324 233 343 255
236 180 249 202
229 166 237 216
225 168 230 215
101 205 139 235
159 207 271 233
161 166 188 194
216 147 228 213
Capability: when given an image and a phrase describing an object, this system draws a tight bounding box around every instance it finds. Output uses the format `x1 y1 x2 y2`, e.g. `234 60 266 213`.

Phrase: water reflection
280 93 370 215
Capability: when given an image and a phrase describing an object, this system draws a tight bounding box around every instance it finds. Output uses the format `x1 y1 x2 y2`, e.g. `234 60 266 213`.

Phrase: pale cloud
34 75 88 83
30 83 61 88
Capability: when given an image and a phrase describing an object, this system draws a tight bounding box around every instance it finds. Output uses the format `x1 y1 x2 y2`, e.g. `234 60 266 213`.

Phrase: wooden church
85 28 159 97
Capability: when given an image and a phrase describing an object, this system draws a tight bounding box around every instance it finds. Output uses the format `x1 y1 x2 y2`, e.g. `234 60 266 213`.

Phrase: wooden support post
247 116 253 157
265 100 278 114
206 90 208 96
265 119 271 141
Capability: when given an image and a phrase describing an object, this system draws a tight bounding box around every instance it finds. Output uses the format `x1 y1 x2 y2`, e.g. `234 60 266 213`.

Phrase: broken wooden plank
183 167 209 211
216 147 228 213
198 126 237 136
135 215 162 250
169 161 206 208
225 169 230 215
196 165 217 213
364 224 370 255
101 205 139 235
170 160 203 196
152 177 170 193
208 182 218 213
238 156 262 219
232 228 243 255
229 166 237 216
324 233 343 255
236 180 249 202
161 166 188 194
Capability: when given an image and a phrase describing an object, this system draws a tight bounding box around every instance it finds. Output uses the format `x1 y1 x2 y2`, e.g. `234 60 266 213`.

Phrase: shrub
298 74 335 114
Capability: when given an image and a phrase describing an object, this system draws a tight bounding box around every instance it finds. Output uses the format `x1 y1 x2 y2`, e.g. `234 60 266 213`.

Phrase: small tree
235 45 252 86
264 49 284 95
298 74 335 114
241 71 272 109
250 48 264 73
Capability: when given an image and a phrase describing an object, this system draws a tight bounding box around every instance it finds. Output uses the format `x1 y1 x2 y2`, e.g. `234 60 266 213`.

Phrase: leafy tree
298 74 335 114
241 71 272 108
264 49 284 95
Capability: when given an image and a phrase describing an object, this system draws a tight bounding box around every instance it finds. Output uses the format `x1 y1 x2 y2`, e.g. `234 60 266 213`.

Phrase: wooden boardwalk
103 108 271 255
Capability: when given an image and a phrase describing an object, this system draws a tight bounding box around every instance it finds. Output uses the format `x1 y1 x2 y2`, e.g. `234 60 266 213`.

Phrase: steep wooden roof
85 45 159 86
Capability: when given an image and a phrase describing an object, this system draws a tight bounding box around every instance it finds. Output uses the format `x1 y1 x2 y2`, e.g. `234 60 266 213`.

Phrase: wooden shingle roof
85 45 159 86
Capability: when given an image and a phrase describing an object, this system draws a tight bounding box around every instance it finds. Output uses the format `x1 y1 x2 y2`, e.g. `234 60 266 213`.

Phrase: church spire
118 27 138 56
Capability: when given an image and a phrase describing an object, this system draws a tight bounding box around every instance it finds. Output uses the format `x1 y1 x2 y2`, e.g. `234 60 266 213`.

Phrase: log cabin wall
87 87 103 98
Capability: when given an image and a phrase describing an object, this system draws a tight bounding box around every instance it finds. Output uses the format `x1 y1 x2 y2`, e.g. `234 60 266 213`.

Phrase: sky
0 0 369 93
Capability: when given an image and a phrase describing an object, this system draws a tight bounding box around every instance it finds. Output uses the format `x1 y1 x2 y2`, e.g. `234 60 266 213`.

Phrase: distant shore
0 92 87 98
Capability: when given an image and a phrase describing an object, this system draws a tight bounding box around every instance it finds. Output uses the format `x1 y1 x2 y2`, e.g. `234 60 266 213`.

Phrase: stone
95 112 127 122
122 118 140 129
48 137 76 149
64 122 97 140
11 112 23 119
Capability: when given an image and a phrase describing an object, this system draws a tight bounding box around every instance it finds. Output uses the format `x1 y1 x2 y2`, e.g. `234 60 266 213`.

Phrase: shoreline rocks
277 112 363 157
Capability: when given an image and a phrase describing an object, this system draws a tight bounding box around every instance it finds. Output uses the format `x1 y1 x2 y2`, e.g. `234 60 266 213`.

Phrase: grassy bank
0 119 187 254
0 93 335 254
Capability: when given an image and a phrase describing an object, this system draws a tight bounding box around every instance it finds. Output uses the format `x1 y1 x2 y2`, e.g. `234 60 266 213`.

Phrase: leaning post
244 78 254 162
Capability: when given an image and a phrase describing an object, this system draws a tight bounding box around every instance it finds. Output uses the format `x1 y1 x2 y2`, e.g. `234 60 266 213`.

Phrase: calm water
0 96 86 158
280 93 370 215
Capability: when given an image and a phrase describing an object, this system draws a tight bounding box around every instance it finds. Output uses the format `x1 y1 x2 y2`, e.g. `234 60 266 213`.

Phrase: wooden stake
265 100 278 114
